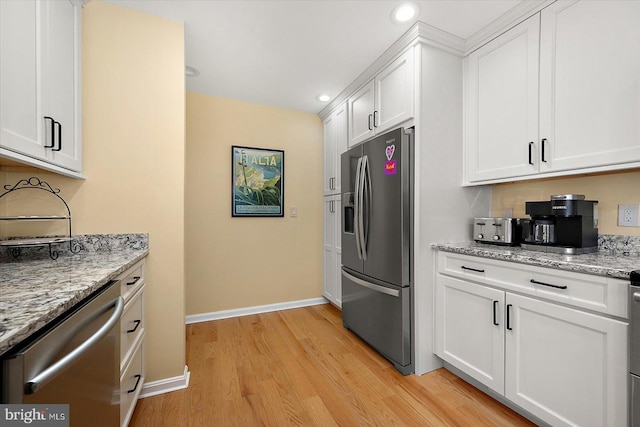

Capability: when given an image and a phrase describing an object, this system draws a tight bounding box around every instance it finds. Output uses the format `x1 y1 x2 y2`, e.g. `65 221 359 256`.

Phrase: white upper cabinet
323 102 347 196
374 49 415 137
464 14 540 183
0 0 82 176
348 49 414 147
538 0 640 173
464 0 640 184
348 81 375 147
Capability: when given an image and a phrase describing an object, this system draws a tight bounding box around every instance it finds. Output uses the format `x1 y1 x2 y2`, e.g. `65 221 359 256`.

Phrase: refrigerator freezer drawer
341 269 412 374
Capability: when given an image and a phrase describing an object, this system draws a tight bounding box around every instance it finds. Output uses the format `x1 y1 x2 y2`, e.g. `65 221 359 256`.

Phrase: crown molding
464 0 555 55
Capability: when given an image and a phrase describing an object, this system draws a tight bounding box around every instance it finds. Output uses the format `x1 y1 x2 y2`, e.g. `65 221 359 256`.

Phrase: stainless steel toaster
473 217 522 246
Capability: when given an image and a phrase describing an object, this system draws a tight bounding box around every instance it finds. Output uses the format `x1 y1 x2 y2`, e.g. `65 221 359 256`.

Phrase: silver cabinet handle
633 292 640 302
342 270 400 297
26 296 124 394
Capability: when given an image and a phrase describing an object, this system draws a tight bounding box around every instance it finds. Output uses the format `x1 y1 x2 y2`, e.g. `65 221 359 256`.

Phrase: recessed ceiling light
316 94 331 102
390 2 419 24
185 65 200 77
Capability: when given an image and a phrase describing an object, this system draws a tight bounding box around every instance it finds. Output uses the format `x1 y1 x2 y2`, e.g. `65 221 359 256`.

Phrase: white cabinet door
323 195 341 307
465 14 540 182
0 0 81 174
0 0 43 158
435 275 505 394
323 103 347 196
323 113 336 195
42 0 81 172
333 197 342 308
505 293 628 427
374 49 414 135
539 0 640 173
333 103 347 194
348 81 375 147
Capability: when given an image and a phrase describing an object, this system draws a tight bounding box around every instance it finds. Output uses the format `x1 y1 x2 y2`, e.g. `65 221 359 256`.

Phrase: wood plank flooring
129 304 535 426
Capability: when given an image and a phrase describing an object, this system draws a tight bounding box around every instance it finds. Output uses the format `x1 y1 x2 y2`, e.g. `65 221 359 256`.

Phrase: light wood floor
129 304 535 426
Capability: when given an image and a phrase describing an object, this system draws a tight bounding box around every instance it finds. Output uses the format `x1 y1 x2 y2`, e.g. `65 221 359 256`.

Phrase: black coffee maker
521 194 598 254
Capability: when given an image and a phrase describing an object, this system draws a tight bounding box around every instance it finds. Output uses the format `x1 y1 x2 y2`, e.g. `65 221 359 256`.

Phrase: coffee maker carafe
521 194 598 254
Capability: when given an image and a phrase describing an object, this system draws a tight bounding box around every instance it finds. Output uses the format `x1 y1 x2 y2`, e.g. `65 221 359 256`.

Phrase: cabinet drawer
437 252 628 318
120 341 144 427
120 261 144 302
120 288 144 367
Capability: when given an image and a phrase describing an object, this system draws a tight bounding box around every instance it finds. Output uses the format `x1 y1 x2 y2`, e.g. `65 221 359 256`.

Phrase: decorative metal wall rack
0 177 81 259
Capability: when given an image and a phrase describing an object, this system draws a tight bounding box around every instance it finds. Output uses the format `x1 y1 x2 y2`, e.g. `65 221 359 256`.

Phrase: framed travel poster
232 146 284 217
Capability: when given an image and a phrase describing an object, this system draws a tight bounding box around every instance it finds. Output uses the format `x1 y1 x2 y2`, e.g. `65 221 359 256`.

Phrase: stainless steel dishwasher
1 280 123 426
630 270 640 426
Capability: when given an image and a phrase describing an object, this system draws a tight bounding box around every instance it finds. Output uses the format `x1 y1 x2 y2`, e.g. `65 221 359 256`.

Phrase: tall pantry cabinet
322 103 347 308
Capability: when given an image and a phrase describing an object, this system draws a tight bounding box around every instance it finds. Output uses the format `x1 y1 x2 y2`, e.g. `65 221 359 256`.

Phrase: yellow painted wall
491 169 640 235
0 1 186 382
185 92 323 316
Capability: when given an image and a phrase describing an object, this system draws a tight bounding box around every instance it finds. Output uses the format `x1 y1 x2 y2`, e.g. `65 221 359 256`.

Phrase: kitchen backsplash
490 168 640 236
598 234 640 255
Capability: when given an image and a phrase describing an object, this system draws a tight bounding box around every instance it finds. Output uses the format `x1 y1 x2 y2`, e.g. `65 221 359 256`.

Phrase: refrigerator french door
341 126 413 375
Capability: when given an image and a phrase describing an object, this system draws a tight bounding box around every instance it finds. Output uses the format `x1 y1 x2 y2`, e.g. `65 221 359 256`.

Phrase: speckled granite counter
432 236 640 281
0 234 148 355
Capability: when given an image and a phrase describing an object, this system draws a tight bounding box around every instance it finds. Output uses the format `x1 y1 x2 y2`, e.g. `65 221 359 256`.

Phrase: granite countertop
432 240 640 281
0 234 148 356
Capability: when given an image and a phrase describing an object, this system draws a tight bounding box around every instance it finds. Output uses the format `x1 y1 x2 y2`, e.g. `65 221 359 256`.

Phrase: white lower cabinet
435 275 505 393
118 259 146 427
435 251 628 427
505 293 627 427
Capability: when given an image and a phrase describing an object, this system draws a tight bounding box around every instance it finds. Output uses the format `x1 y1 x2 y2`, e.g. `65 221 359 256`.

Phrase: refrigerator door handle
342 269 400 297
362 155 372 260
354 156 364 260
357 155 368 260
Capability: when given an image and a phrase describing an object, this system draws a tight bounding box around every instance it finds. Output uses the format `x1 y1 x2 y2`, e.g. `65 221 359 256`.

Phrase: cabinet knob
477 234 484 239
493 235 500 241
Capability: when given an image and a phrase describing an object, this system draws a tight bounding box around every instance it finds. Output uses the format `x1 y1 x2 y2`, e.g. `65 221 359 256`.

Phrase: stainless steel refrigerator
341 126 413 375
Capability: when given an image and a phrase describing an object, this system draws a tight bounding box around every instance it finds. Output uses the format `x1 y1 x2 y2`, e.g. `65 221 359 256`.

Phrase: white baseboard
139 365 190 399
185 297 328 324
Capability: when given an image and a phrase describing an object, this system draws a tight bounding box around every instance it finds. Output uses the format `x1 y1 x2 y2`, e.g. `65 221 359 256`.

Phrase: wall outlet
618 204 640 227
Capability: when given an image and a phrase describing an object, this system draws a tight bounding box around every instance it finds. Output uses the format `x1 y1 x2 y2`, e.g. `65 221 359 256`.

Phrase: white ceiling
107 0 522 114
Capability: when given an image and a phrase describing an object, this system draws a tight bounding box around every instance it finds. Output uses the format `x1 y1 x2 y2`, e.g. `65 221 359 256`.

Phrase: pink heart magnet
385 145 395 161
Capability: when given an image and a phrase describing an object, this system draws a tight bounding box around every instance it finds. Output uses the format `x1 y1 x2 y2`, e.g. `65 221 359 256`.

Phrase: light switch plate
290 207 297 218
